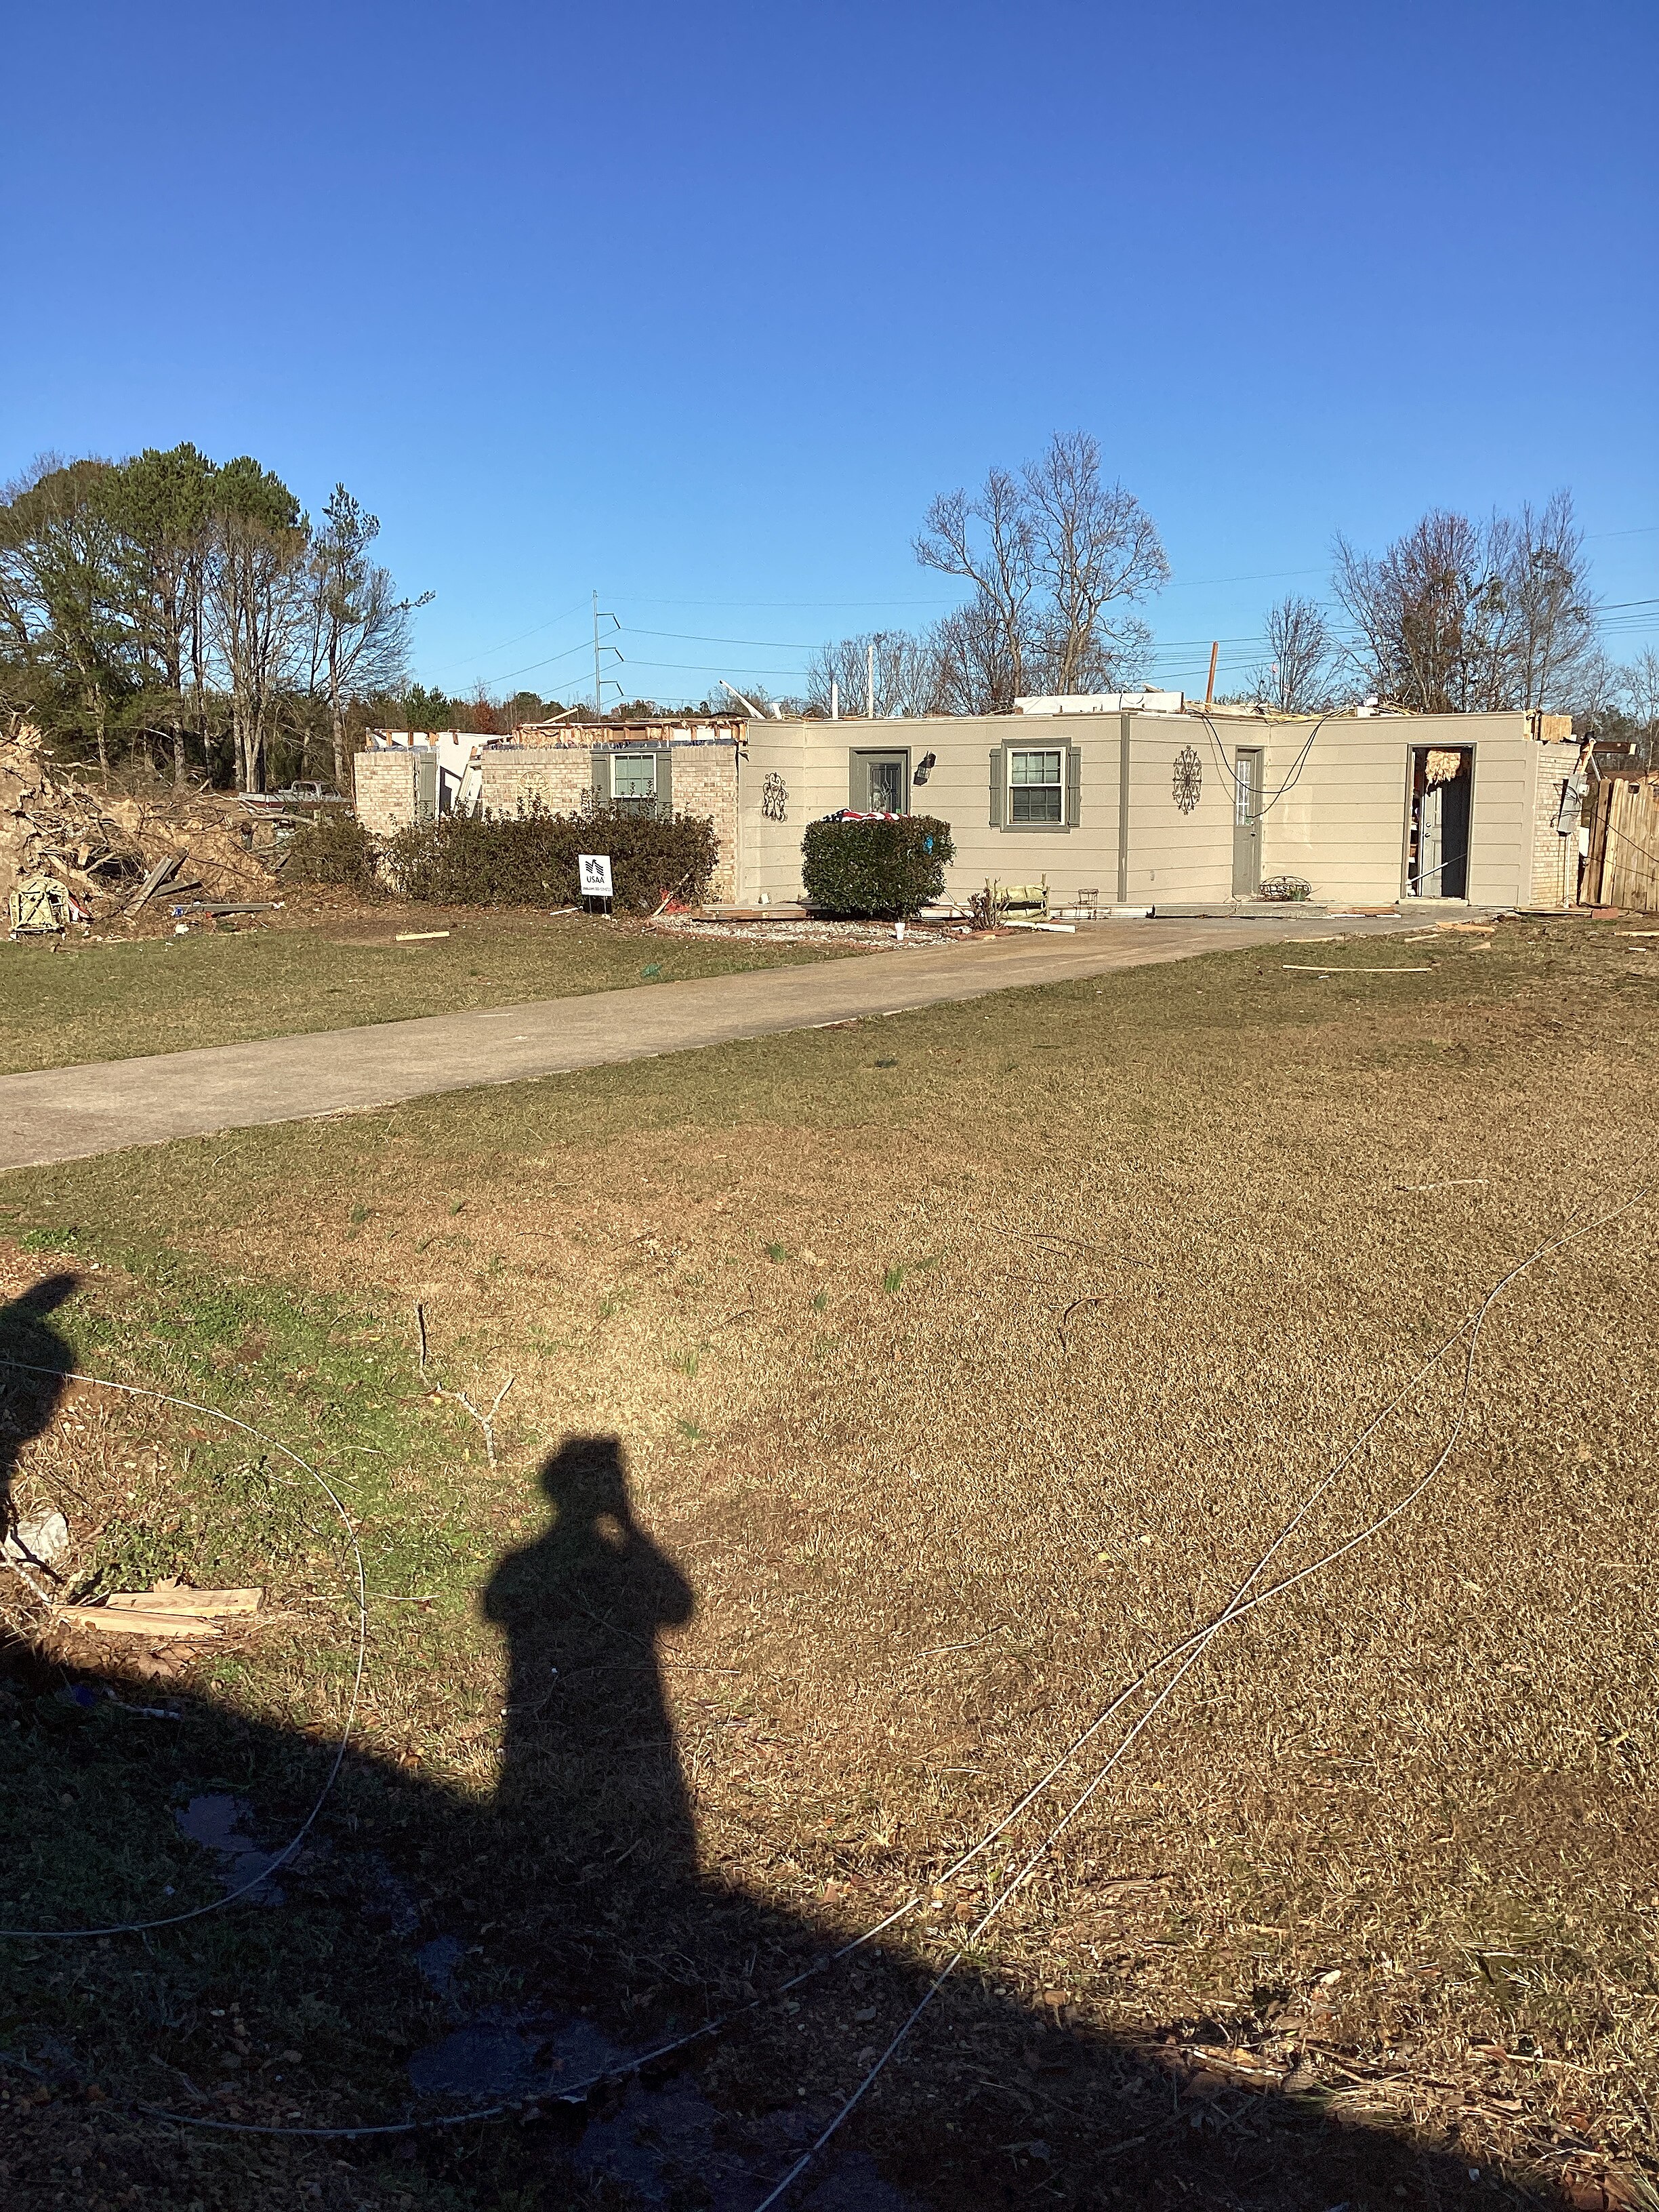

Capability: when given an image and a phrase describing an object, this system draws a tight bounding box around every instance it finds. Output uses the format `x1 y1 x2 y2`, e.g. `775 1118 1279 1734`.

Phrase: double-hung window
611 753 657 804
1008 748 1063 823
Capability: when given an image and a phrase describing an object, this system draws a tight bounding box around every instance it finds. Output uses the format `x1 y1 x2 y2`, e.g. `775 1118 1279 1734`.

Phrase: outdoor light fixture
914 752 937 785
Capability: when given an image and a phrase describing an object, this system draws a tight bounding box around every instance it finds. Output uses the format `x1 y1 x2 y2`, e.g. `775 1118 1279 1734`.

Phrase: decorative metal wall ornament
761 772 788 823
1172 746 1203 815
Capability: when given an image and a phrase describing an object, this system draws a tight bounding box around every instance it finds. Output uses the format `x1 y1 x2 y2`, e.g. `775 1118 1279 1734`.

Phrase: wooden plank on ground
55 1605 224 1639
104 1585 262 1616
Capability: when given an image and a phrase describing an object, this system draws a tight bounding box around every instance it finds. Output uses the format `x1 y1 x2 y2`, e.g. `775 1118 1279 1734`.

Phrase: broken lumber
55 1605 224 1639
125 854 182 916
105 1586 261 1616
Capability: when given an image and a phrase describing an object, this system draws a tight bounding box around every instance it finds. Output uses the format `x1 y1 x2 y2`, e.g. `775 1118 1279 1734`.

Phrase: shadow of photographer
0 1389 1571 2211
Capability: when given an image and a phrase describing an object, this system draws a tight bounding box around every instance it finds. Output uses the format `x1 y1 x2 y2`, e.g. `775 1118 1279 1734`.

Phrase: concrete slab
0 915 1412 1172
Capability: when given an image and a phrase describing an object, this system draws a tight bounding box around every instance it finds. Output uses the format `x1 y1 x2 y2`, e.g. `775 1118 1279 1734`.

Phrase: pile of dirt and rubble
1 729 279 926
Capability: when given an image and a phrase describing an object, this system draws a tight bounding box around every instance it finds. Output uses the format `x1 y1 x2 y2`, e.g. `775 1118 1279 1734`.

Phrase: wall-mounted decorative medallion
1172 746 1203 815
762 772 788 822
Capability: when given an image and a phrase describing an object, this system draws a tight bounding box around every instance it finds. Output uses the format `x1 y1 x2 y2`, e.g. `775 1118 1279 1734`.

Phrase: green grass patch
0 903 847 1075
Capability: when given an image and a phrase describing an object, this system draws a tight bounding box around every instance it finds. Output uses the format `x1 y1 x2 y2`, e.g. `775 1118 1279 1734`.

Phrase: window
611 753 657 800
869 759 903 813
849 749 909 814
1009 749 1063 823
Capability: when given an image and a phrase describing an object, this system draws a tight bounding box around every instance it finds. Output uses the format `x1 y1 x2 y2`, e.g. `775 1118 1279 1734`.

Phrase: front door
1406 747 1473 897
1231 748 1263 897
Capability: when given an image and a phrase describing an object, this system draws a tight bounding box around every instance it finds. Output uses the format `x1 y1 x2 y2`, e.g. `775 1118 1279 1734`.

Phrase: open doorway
1406 746 1473 899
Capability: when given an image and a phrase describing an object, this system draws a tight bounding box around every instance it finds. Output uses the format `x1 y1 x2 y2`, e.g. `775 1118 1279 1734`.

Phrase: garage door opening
1406 746 1473 899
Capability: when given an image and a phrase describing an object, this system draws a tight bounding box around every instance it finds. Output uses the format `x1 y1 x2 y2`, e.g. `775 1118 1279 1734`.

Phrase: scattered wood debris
1 725 281 924
55 1581 262 1641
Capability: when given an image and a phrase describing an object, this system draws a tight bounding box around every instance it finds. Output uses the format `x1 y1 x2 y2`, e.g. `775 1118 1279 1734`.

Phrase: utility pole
866 639 876 718
830 678 839 722
1205 641 1219 708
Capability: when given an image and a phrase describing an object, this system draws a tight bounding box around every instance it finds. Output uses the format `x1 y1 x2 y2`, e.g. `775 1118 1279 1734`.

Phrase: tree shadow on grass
0 1411 1575 2211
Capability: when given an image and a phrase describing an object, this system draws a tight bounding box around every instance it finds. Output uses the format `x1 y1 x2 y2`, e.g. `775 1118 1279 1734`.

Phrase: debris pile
1 725 279 926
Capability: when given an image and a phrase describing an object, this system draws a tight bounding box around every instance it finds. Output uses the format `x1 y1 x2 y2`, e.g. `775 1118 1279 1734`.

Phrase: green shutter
592 752 609 804
989 747 1004 827
1065 746 1082 827
655 749 674 813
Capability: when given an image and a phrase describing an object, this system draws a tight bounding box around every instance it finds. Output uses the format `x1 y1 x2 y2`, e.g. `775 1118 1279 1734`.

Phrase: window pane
869 760 902 811
612 755 657 798
1010 784 1063 823
1009 750 1061 786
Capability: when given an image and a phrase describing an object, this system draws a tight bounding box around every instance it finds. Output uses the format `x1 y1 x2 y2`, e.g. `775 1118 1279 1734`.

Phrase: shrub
382 800 719 913
800 813 954 919
281 811 386 898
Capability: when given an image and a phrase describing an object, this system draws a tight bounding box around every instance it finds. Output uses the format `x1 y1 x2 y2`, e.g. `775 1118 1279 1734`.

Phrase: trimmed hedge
383 800 718 912
800 813 954 919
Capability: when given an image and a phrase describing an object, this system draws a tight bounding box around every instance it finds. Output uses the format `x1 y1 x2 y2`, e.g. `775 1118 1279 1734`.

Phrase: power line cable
748 1196 1645 2209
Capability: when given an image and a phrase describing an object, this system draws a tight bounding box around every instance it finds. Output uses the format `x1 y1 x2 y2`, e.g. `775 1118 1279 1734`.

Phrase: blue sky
5 0 1656 705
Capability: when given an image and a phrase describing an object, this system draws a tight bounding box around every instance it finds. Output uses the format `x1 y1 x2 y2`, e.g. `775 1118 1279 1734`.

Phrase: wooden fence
1585 775 1659 913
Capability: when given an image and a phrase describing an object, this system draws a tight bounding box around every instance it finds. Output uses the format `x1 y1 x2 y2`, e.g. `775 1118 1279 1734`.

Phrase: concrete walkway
0 915 1410 1172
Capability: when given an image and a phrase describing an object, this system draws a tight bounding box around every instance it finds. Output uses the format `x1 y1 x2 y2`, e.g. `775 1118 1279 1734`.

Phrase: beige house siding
1254 713 1577 909
1122 719 1231 905
737 714 1137 908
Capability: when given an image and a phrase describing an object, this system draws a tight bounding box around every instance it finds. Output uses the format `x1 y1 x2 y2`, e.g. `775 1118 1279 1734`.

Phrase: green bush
383 800 719 912
281 811 386 897
800 813 954 919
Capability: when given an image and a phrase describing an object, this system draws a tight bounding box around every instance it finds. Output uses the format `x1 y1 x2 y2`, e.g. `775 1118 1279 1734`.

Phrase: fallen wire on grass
1 1200 1643 2160
415 1300 513 1469
747 1192 1647 2211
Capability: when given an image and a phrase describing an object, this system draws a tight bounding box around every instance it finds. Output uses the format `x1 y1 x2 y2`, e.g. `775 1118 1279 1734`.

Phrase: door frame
1401 743 1476 900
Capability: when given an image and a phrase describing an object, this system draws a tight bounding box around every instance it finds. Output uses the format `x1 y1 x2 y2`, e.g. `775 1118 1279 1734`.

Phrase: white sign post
577 853 613 908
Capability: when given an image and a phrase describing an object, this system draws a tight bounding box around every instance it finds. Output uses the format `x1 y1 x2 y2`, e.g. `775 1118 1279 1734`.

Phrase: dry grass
2 914 1657 2209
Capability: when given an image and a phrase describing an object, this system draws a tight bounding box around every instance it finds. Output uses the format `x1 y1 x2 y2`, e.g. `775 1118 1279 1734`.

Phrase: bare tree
1499 492 1599 710
916 433 1166 710
1334 492 1598 714
1622 646 1659 734
1023 430 1168 693
914 465 1037 710
930 596 1016 716
1248 594 1338 712
804 628 943 718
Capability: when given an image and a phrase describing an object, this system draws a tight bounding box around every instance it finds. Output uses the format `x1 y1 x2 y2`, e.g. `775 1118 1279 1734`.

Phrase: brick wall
352 750 424 837
479 739 739 903
661 742 737 901
1528 739 1578 907
478 746 594 818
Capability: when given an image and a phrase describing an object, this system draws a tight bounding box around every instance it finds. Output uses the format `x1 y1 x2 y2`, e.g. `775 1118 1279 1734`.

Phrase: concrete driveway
0 915 1412 1172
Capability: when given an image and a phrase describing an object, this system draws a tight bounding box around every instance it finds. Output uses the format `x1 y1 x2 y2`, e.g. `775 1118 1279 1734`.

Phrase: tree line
0 447 425 791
